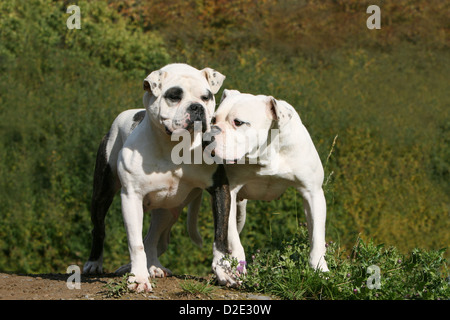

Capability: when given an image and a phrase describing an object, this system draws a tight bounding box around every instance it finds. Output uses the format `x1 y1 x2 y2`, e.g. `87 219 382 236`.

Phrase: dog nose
186 103 207 132
210 125 222 135
188 103 203 112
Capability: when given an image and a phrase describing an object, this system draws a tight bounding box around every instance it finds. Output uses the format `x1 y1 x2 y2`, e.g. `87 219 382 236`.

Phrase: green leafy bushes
240 226 449 300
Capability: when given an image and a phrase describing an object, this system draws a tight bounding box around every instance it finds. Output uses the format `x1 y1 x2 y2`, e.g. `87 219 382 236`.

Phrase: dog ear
267 97 293 126
220 89 241 103
143 70 167 97
201 68 226 94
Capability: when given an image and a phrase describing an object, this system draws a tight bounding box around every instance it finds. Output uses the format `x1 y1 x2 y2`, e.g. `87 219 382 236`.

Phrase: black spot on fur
131 110 146 131
164 86 184 102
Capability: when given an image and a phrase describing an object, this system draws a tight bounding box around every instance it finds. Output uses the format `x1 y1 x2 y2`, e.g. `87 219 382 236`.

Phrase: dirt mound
0 272 274 300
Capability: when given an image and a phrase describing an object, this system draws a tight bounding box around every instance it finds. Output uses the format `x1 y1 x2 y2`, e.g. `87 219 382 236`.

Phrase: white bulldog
205 90 329 286
83 63 226 292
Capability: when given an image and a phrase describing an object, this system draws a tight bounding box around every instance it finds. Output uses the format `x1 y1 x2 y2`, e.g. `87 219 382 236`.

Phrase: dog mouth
164 123 195 136
163 119 189 136
164 124 173 135
163 114 208 136
209 150 240 164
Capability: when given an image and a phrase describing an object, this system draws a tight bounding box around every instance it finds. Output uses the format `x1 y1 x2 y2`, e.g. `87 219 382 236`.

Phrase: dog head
143 63 225 135
206 90 293 163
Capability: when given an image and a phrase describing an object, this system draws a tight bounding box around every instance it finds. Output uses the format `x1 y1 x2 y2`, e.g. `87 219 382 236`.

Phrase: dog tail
187 192 203 248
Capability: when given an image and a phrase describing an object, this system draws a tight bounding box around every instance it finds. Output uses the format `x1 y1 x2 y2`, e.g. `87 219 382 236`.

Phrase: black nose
187 103 205 121
188 103 202 112
186 103 207 132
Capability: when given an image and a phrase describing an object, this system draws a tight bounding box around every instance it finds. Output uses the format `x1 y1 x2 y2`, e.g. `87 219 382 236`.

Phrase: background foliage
0 0 448 280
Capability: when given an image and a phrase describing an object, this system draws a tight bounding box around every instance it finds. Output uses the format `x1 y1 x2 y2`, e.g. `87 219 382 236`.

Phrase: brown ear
267 97 278 120
201 68 226 94
143 70 167 97
220 89 240 103
267 97 293 125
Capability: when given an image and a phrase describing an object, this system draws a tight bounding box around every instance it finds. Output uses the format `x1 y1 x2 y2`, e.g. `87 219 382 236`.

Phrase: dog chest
139 171 193 210
238 179 289 201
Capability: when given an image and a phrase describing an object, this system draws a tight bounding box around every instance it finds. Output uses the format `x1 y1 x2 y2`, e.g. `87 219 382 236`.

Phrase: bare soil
0 272 275 300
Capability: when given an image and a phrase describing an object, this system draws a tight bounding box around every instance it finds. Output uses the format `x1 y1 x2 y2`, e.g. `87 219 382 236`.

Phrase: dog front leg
227 189 246 265
236 198 247 234
300 187 329 272
212 188 246 287
120 190 152 292
207 165 236 286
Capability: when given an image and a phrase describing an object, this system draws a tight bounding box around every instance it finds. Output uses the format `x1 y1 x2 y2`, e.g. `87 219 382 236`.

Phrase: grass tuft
179 278 216 298
237 225 449 300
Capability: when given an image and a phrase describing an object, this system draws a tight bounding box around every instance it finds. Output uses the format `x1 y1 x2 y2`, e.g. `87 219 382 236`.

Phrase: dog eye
164 87 183 103
167 96 181 103
234 119 245 127
201 91 213 102
166 94 182 103
211 116 216 125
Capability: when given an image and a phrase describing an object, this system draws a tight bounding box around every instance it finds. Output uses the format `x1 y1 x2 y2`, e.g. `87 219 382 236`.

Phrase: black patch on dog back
87 131 119 263
133 110 146 122
207 165 230 254
131 110 146 131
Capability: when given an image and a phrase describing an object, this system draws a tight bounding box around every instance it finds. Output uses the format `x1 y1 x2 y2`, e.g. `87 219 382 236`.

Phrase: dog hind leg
83 132 120 274
144 209 178 277
187 192 203 247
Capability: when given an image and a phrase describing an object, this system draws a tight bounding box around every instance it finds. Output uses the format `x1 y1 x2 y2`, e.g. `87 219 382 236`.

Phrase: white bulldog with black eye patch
204 89 329 287
83 63 226 292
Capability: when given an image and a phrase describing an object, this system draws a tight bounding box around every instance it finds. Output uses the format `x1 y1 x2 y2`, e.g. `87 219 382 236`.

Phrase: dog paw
83 260 103 274
318 262 330 272
127 274 152 292
310 256 329 272
214 265 240 288
115 263 131 275
212 258 243 288
149 265 172 278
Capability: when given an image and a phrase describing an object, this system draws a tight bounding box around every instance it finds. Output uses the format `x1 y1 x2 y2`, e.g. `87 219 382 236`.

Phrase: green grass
104 273 133 298
236 225 449 300
179 279 216 298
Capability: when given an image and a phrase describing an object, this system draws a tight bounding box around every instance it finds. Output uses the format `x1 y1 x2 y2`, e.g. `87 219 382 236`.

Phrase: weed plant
238 225 449 300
